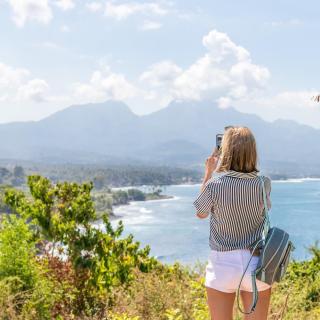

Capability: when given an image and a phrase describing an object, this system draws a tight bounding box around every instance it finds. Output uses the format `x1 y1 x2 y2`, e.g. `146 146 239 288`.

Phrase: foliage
112 190 129 206
109 263 202 320
0 215 58 320
0 215 38 290
12 166 25 186
92 193 113 214
4 175 158 316
269 245 320 319
109 250 320 320
0 166 25 187
109 313 141 320
127 189 146 201
0 185 12 214
22 163 201 188
112 188 155 206
0 277 25 320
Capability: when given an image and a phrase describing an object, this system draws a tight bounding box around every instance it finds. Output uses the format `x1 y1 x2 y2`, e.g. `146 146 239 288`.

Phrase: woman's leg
240 288 271 320
206 287 236 320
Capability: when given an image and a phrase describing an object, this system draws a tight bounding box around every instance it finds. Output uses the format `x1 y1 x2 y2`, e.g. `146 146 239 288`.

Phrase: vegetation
24 163 201 188
0 166 25 187
2 176 157 319
92 187 172 218
0 176 319 319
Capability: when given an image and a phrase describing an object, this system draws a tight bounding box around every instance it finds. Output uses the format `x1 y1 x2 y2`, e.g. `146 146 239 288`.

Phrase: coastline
109 194 179 220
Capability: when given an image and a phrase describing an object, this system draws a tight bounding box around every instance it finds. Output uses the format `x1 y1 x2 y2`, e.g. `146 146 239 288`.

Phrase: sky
1 0 320 128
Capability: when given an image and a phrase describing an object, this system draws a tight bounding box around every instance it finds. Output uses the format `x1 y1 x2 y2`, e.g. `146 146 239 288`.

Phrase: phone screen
216 134 223 150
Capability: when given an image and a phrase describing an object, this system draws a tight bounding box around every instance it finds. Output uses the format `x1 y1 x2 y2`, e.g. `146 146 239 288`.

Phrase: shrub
0 215 38 290
4 175 158 316
0 215 58 319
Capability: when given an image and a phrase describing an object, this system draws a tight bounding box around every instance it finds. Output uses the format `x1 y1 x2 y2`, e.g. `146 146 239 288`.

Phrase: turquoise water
112 179 320 264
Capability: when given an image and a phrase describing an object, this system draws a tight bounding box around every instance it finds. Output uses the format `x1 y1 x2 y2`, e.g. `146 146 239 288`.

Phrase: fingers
211 147 219 156
205 155 217 165
208 155 217 161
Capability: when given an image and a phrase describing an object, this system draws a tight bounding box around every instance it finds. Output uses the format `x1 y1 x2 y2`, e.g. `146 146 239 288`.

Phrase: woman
193 126 272 320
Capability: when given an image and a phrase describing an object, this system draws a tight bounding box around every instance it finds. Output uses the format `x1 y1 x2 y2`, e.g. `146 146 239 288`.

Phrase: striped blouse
193 170 271 251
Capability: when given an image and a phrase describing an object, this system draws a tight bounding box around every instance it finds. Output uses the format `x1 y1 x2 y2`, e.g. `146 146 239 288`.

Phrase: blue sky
1 0 320 127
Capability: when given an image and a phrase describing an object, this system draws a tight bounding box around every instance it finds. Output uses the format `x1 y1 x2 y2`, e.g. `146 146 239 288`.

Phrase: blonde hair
216 126 258 173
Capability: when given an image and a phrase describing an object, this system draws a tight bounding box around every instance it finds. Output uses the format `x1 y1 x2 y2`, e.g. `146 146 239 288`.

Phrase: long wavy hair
216 126 258 173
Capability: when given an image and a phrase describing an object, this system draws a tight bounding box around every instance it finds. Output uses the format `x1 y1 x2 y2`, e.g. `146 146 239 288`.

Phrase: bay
112 179 320 264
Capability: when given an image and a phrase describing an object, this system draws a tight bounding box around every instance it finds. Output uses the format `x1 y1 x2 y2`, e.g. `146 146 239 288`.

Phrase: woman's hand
204 155 219 178
200 154 219 192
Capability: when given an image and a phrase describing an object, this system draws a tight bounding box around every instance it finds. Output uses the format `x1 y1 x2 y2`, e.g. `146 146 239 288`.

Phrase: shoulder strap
259 176 270 241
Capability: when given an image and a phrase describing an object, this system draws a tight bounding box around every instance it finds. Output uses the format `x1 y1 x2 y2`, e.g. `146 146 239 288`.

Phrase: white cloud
0 63 30 88
73 67 140 102
17 79 49 102
105 1 168 20
217 96 232 109
7 0 52 27
171 55 233 101
203 30 250 63
140 20 162 30
140 61 182 86
0 62 50 103
140 29 270 104
233 90 320 128
6 0 75 27
54 0 75 11
229 61 270 98
248 90 319 110
86 1 103 12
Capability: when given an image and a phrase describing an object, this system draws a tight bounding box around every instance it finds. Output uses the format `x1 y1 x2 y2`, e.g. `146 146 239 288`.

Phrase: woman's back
197 171 271 251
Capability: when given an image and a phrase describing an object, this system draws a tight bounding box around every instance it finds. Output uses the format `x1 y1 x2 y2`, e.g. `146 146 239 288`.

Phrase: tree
11 166 25 186
13 166 25 178
4 175 157 298
312 95 320 102
127 189 145 201
93 175 105 190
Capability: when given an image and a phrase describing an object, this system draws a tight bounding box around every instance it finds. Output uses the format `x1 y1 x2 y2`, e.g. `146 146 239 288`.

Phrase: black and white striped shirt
193 170 271 251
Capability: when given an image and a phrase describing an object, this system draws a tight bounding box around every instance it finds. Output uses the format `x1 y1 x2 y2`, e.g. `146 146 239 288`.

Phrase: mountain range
1 100 319 176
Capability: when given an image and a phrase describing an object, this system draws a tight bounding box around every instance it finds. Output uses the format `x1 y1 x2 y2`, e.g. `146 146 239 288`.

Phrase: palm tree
312 95 320 102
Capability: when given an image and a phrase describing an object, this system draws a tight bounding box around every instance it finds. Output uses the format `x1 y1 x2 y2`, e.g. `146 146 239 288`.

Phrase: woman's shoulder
260 175 272 192
203 172 230 189
209 172 229 182
260 174 272 182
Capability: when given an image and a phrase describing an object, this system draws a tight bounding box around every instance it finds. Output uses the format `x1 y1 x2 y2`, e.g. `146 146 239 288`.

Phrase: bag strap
260 176 270 241
236 239 263 314
236 175 269 314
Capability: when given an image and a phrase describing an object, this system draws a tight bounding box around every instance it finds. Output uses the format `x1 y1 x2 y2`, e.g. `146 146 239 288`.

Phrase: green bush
0 215 37 290
4 175 158 317
0 215 59 319
270 245 320 319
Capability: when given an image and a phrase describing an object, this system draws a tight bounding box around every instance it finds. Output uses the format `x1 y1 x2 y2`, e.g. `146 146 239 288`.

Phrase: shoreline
109 195 179 220
111 176 320 190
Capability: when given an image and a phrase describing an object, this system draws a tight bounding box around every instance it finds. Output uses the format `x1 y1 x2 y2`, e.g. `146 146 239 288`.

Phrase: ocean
111 179 320 265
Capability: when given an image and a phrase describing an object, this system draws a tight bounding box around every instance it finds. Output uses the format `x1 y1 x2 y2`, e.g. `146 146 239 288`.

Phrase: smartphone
216 134 223 150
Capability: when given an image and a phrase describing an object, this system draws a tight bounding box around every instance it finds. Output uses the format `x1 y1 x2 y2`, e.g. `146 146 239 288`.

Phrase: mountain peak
63 99 132 114
42 100 136 124
0 100 319 170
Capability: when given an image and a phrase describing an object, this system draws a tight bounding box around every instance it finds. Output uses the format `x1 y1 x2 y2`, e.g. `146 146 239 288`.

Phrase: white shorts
205 249 271 293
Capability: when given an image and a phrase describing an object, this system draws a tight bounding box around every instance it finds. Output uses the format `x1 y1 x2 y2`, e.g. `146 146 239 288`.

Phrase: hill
1 100 319 176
